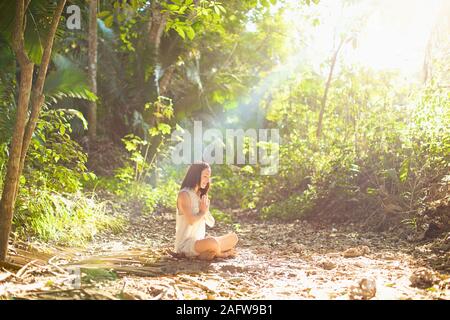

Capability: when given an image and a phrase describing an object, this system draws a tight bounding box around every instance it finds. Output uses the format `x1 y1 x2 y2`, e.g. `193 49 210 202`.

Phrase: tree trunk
0 62 34 261
316 38 346 139
0 0 66 262
19 0 67 179
87 0 98 142
147 0 168 97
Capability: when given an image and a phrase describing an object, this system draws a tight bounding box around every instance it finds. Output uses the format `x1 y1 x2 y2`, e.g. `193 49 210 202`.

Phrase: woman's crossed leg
194 232 239 260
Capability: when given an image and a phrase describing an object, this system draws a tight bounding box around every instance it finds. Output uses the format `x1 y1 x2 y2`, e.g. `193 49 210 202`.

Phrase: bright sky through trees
281 0 445 78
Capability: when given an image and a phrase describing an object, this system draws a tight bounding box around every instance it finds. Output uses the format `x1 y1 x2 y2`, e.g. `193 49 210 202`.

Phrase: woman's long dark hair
180 162 210 197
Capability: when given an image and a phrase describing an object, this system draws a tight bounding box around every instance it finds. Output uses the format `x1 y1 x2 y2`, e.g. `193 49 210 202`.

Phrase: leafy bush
90 171 180 215
210 164 263 210
261 186 318 220
13 190 125 246
25 108 94 193
209 72 449 229
0 107 122 245
210 208 234 224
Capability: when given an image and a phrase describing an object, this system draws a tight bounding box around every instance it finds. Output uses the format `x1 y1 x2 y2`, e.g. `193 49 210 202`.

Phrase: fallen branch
47 256 70 275
15 259 38 278
178 275 217 294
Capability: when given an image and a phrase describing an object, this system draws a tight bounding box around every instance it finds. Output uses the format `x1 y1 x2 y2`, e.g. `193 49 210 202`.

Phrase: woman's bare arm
177 191 207 225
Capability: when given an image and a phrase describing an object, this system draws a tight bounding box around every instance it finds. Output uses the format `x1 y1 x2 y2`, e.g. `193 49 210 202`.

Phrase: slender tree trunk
148 0 168 97
0 63 34 261
0 0 34 262
316 38 346 139
87 0 98 142
18 0 66 178
147 0 168 186
0 0 66 262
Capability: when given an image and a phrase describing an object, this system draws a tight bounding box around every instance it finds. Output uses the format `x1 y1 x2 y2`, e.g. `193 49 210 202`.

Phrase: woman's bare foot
197 248 237 261
216 248 237 259
198 250 216 261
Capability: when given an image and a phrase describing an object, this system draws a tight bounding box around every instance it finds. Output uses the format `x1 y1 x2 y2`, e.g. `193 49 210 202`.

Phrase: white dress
175 187 215 257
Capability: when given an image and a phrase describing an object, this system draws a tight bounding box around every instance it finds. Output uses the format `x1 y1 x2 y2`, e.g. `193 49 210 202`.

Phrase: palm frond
0 0 62 64
43 53 97 106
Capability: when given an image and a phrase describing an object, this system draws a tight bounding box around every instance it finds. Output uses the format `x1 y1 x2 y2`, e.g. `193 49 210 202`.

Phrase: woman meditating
175 162 238 260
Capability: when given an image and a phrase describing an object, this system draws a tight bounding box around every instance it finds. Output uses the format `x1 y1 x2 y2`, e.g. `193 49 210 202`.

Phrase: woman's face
200 168 211 189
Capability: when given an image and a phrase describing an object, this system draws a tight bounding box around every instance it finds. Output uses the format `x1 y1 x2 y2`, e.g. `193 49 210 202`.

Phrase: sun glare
282 0 446 77
354 0 444 73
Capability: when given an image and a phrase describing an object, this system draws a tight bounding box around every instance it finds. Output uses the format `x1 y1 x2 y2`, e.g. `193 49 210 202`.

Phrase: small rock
292 243 305 254
343 245 371 258
410 268 439 289
349 278 377 300
318 260 336 270
380 252 397 261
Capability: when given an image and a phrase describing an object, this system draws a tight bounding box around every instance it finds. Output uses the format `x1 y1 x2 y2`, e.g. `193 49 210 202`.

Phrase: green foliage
162 0 227 41
118 97 175 183
0 37 16 145
13 190 125 246
0 0 61 64
304 0 320 5
120 134 149 182
211 66 449 226
211 164 263 210
26 109 94 193
253 71 450 221
1 0 446 246
0 107 118 246
261 186 318 220
44 54 97 106
210 208 233 224
81 268 118 283
0 105 14 146
143 178 180 215
92 173 180 216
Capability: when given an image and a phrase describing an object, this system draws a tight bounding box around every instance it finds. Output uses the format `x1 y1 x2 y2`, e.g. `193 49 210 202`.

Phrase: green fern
44 53 97 106
0 0 70 65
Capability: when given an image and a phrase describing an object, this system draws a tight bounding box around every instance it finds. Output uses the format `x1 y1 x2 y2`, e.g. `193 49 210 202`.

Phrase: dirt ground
1 208 449 300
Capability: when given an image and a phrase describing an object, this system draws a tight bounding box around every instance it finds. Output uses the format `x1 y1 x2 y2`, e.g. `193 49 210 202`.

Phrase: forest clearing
0 0 449 301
